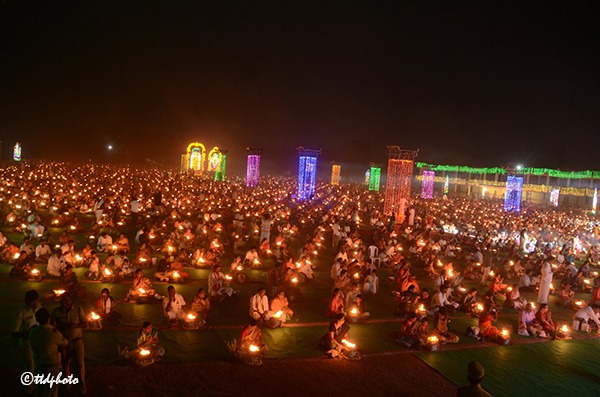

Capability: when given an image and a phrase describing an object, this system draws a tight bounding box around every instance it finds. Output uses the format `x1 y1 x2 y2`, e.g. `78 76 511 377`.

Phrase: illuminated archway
183 142 206 172
207 147 222 172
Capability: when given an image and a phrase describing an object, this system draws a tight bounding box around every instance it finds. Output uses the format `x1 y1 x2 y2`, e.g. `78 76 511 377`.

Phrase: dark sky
1 1 599 180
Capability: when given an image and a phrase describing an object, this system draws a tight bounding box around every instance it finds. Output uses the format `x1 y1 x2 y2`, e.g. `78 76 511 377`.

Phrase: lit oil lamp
341 339 356 349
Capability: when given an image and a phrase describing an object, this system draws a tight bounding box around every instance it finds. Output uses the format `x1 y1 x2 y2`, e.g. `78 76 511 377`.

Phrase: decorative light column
421 170 435 199
246 148 262 187
297 147 321 201
383 146 418 221
369 165 381 192
331 164 341 185
504 176 524 212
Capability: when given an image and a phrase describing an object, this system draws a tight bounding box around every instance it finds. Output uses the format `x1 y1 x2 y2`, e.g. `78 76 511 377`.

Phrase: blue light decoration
550 188 560 207
13 142 21 162
297 147 321 201
421 170 435 199
504 175 524 212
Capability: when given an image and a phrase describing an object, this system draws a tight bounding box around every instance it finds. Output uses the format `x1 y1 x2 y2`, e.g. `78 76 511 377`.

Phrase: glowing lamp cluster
297 147 321 201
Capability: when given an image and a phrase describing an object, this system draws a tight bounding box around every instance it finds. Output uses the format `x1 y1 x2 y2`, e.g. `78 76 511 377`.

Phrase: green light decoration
416 162 505 175
215 153 227 181
369 167 381 192
417 162 600 180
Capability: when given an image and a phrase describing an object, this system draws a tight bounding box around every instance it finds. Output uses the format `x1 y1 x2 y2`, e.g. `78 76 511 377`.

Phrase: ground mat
417 339 600 397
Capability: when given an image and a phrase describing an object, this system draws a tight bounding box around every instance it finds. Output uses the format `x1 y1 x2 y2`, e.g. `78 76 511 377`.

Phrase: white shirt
130 200 139 213
574 307 600 326
163 293 186 316
47 255 65 277
35 244 52 258
249 293 269 317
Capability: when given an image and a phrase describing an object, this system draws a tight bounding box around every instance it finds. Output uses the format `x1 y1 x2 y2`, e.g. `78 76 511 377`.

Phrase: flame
14 253 20 259
54 289 66 296
501 329 509 337
225 275 232 280
140 349 151 356
575 300 584 306
254 259 260 265
353 272 360 279
104 268 112 276
140 257 147 262
249 344 260 352
273 310 283 318
172 271 180 278
236 265 243 271
427 335 439 343
350 308 358 316
341 339 356 349
31 269 40 275
90 312 101 321
560 325 569 333
291 277 298 283
476 303 484 312
187 313 197 321
138 288 146 294
199 257 205 263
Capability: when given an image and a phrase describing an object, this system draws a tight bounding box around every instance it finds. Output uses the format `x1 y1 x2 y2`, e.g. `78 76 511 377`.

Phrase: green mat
418 339 600 397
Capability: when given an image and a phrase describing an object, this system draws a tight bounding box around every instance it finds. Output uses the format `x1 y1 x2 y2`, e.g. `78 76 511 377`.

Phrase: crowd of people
4 162 600 395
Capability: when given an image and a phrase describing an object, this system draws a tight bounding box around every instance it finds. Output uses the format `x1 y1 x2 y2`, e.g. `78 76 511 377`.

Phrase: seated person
531 303 556 339
244 248 260 268
327 288 345 317
208 265 235 299
97 232 113 253
573 304 600 333
345 283 361 309
60 265 87 300
96 288 121 326
166 257 188 281
505 285 525 310
127 269 158 301
557 283 576 309
395 284 420 317
85 251 100 280
396 312 419 347
162 286 186 325
298 257 315 282
347 294 370 320
122 321 165 362
319 313 353 358
432 285 459 312
155 258 170 282
9 251 33 278
478 307 506 342
362 269 379 295
518 269 537 292
35 240 53 262
237 319 266 365
46 250 66 278
489 274 508 294
191 288 211 323
115 233 130 254
249 287 271 322
432 307 459 343
415 317 430 345
20 237 35 257
458 288 478 314
518 302 542 337
270 290 294 323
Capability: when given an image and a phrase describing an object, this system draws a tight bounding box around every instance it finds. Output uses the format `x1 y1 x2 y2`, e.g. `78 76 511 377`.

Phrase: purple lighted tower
246 148 262 187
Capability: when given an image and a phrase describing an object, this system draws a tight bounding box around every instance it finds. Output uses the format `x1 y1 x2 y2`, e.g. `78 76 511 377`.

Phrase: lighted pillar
331 164 341 185
593 188 597 214
215 149 227 181
297 147 321 201
13 142 22 162
369 165 381 192
504 176 524 212
246 148 262 187
365 169 371 185
550 188 560 207
383 146 418 221
421 170 435 199
443 175 449 195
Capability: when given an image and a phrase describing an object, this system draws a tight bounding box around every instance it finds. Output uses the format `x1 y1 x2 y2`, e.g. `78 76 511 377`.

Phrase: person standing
52 294 87 395
538 257 554 304
12 290 41 394
29 308 68 397
130 195 139 226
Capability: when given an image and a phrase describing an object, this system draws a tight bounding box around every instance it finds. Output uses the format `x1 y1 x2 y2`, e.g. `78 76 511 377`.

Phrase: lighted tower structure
383 146 418 221
369 164 381 192
297 147 321 201
331 163 341 185
246 148 262 187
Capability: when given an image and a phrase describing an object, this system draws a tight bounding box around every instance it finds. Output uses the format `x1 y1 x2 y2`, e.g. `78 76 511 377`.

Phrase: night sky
1 1 599 179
